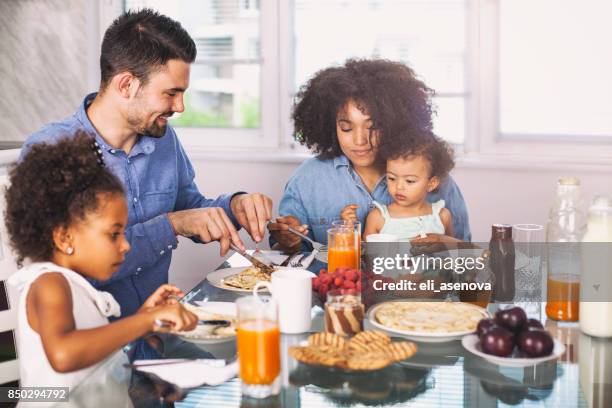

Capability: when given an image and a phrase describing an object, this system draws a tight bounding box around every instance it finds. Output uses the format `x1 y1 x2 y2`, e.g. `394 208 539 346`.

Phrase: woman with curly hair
268 59 470 250
5 132 197 390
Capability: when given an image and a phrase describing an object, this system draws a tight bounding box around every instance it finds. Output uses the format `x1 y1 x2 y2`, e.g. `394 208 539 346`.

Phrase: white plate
461 334 565 367
176 302 237 344
367 302 489 343
206 267 272 293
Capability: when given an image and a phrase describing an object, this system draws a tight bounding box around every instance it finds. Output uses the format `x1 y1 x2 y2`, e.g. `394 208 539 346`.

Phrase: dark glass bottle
490 224 515 302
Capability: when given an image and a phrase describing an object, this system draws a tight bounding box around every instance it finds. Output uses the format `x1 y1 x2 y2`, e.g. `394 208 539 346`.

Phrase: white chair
0 173 20 384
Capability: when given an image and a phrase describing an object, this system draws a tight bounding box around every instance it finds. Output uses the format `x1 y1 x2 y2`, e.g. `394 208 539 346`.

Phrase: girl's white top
8 262 131 407
373 200 446 241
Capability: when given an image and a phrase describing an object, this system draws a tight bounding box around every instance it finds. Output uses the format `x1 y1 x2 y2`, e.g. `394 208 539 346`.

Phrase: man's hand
230 193 273 243
167 207 244 255
268 215 308 251
340 204 359 223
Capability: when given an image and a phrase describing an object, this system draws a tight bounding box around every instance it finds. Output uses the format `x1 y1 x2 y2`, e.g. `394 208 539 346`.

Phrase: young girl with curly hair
269 59 470 250
342 135 456 240
5 132 197 390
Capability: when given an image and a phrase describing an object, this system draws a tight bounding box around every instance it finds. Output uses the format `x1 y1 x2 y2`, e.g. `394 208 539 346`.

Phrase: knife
153 319 231 329
229 242 275 275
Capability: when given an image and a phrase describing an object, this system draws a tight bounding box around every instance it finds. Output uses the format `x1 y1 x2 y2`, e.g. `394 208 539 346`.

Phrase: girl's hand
268 215 308 251
148 303 198 333
141 284 185 309
340 204 359 223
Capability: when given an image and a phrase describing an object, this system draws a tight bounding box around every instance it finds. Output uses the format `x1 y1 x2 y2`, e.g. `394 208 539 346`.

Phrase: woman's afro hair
292 58 435 160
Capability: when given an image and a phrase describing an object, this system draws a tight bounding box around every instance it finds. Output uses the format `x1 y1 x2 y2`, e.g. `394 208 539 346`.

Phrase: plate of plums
461 306 565 367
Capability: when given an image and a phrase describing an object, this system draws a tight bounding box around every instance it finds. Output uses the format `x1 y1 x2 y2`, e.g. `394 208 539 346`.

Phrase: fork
289 253 308 267
284 225 327 252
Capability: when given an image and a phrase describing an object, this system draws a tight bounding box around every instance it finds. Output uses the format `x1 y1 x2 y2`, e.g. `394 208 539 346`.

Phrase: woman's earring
66 246 74 255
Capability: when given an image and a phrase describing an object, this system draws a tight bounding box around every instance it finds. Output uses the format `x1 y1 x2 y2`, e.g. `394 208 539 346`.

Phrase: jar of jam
324 290 365 336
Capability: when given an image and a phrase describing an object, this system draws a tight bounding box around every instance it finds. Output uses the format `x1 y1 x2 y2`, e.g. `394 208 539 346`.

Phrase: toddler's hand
340 204 359 223
142 284 185 309
149 303 198 333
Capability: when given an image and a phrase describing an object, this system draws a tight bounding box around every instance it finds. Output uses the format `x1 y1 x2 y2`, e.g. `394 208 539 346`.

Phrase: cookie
384 341 417 362
289 345 346 367
346 351 392 371
348 330 390 352
308 332 347 350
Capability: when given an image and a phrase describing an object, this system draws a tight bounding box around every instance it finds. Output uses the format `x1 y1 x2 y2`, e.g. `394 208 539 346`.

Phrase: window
477 0 612 160
498 0 612 139
117 0 612 161
293 0 468 145
125 0 262 129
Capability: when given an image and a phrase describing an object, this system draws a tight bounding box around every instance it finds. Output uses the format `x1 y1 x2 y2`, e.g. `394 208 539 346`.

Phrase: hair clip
91 140 105 167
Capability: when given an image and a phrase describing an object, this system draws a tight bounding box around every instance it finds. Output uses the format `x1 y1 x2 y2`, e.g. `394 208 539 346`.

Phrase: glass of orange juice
331 220 362 268
236 295 281 398
327 226 359 274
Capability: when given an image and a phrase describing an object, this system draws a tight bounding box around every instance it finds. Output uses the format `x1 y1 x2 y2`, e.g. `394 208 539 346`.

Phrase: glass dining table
66 252 611 408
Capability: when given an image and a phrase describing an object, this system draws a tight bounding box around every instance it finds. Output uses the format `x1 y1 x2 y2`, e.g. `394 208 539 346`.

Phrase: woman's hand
147 303 198 333
141 284 184 309
268 215 308 251
340 204 359 223
410 234 480 256
410 233 462 244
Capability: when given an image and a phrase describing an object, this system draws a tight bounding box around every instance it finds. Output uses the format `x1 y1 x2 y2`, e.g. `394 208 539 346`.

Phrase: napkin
226 251 289 267
226 250 316 269
133 359 238 389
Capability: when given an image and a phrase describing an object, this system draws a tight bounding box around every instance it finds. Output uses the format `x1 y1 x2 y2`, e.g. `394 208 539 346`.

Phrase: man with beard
21 9 273 320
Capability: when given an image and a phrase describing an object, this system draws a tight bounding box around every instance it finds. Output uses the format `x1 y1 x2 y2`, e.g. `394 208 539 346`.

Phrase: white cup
365 234 401 277
253 268 316 334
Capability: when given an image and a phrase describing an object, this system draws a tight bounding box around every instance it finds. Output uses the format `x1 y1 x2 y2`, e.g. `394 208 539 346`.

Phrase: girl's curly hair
292 58 435 159
388 133 455 182
4 132 124 266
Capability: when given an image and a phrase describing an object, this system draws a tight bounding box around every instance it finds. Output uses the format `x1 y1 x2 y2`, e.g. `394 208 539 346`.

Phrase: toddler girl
5 132 197 391
342 136 455 241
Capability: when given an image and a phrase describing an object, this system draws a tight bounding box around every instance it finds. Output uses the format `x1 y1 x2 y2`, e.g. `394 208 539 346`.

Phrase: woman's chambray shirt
278 155 471 244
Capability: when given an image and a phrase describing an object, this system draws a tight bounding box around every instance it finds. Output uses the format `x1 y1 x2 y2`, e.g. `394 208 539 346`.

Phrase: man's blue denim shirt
21 93 240 317
278 155 472 244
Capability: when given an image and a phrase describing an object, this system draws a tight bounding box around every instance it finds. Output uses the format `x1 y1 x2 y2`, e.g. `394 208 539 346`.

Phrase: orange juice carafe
327 227 359 274
545 177 586 322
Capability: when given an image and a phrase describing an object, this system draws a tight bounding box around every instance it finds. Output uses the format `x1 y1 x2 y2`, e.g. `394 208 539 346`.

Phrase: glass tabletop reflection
174 252 596 408
67 251 610 407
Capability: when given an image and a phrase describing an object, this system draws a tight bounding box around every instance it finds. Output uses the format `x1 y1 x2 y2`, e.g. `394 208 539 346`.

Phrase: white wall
168 156 612 291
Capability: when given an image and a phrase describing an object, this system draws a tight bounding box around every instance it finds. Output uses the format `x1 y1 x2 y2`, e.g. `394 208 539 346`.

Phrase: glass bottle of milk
580 196 612 338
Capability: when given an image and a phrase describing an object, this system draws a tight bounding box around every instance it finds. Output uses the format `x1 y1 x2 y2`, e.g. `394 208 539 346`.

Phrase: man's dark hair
293 58 435 160
99 8 196 89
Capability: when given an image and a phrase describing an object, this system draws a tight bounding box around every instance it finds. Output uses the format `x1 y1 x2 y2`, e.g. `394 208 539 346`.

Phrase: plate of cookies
288 331 418 372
